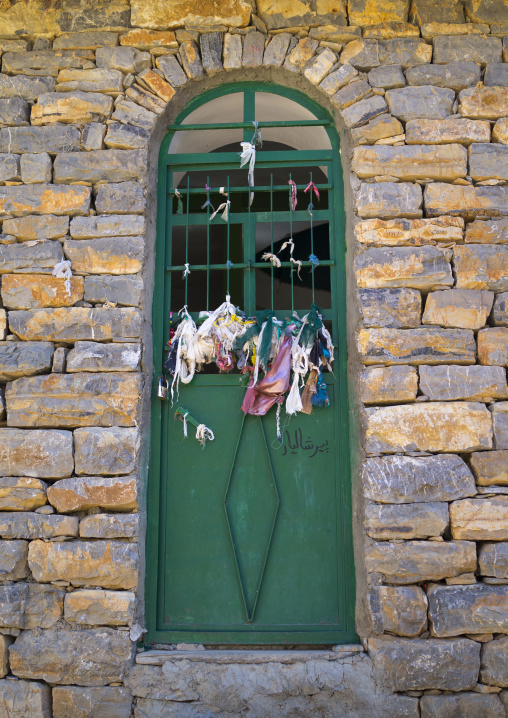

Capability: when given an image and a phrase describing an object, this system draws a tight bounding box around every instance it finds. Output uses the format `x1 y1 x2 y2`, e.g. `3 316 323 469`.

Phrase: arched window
147 84 355 645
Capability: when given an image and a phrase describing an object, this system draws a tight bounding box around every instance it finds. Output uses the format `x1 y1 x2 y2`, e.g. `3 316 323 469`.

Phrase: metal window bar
310 172 314 303
185 175 190 307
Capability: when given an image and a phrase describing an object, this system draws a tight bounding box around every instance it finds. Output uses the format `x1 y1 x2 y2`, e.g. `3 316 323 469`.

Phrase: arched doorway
146 83 356 645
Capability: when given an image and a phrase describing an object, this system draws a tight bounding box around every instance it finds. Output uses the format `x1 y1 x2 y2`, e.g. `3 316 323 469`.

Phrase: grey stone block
359 288 422 328
419 365 508 401
455 245 508 292
104 122 149 149
356 182 422 219
53 149 146 184
471 450 508 486
479 542 508 578
332 79 371 110
63 237 144 275
83 275 143 307
386 86 455 121
200 32 223 76
0 679 51 718
66 342 141 372
80 122 106 151
2 50 94 77
420 694 504 718
493 402 508 449
20 153 51 184
0 539 28 580
368 586 427 637
56 68 124 95
70 214 145 238
405 62 481 92
0 184 91 218
493 292 508 326
0 583 64 629
353 143 467 182
74 427 139 475
0 512 78 539
0 342 54 381
365 502 449 539
0 97 29 126
355 246 453 291
0 125 81 154
485 63 508 87
156 54 188 86
424 183 508 219
0 429 73 478
180 40 203 79
0 240 63 274
363 453 476 503
52 686 133 718
111 100 157 130
433 35 502 65
428 584 508 637
405 118 490 146
96 46 150 75
95 182 145 215
53 31 118 51
243 32 265 67
0 74 55 100
0 153 20 182
79 514 139 539
368 65 405 89
470 143 508 181
319 63 359 95
2 214 68 241
481 638 508 689
422 288 494 330
263 33 291 67
341 94 388 128
223 32 243 71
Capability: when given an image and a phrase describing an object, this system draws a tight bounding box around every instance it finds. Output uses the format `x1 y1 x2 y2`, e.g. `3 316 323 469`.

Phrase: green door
146 84 356 645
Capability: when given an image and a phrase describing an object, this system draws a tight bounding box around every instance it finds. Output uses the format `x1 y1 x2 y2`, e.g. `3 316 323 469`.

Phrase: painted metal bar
169 183 332 194
171 210 329 225
289 173 294 313
309 171 315 303
206 176 210 310
270 173 274 311
226 175 231 297
168 119 331 131
185 174 190 306
165 150 333 166
166 260 335 272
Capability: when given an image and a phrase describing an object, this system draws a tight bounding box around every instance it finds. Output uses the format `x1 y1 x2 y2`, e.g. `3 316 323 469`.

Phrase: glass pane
255 91 332 151
168 92 243 155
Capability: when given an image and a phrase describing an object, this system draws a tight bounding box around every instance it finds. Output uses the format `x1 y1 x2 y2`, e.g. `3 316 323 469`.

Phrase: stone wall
1 0 508 716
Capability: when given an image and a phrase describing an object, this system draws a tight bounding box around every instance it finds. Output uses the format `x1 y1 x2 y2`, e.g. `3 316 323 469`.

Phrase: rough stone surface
428 584 508 637
424 183 508 220
223 32 244 71
97 46 150 75
8 308 142 343
3 215 69 242
422 289 493 330
0 98 29 128
83 275 143 307
0 679 51 718
53 32 119 51
386 86 455 121
359 288 421 328
10 627 133 686
355 216 464 246
47 475 137 512
357 327 476 365
479 542 508 578
368 65 405 89
369 636 480 690
0 74 55 101
341 95 388 128
493 402 508 449
0 540 28 580
0 342 54 381
52 686 133 718
64 589 135 626
420 694 505 718
363 453 476 503
0 429 73 478
480 638 508 688
356 182 422 218
111 100 157 130
20 153 52 184
365 540 476 583
66 342 141 373
493 118 508 145
0 583 64 629
258 0 346 29
56 68 124 95
0 184 91 218
470 143 508 182
70 214 145 238
419 365 508 402
434 35 502 65
471 451 508 486
1 275 83 310
365 502 449 539
104 123 149 150
31 92 113 126
355 246 453 290
74 428 139 476
94 183 145 215
0 477 47 512
79 513 139 539
63 237 144 275
405 118 491 146
478 328 508 366
2 51 95 78
493 293 508 326
459 86 508 120
454 245 508 292
365 401 492 453
0 241 63 275
54 149 145 184
360 365 418 404
450 497 508 540
0 512 77 539
28 540 138 590
405 62 480 92
131 0 251 28
368 585 427 637
319 63 359 95
353 144 467 182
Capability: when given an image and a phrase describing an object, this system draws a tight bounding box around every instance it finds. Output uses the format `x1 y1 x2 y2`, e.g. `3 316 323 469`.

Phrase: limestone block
0 477 47 511
96 46 151 78
0 74 55 101
380 38 433 68
405 62 480 92
420 365 508 401
137 69 175 103
356 246 453 290
111 100 157 131
20 153 52 184
0 342 54 380
365 501 449 539
131 0 251 28
386 86 455 121
125 84 180 114
95 183 145 215
359 288 421 327
358 327 475 365
8 308 142 343
319 63 359 95
356 181 422 219
304 48 337 85
64 237 144 275
341 94 388 128
480 638 508 689
470 143 508 182
74 428 139 476
64 589 135 626
365 401 492 453
485 64 508 88
156 55 188 87
53 31 119 51
479 542 508 578
54 149 145 184
493 402 508 449
80 513 139 539
347 0 409 24
1 274 83 310
10 626 133 685
420 694 505 718
355 216 464 246
362 453 476 503
223 33 243 71
366 540 476 583
56 69 124 96
428 584 508 637
459 86 508 120
71 214 145 239
179 41 203 79
0 184 91 218
493 118 508 144
285 37 319 71
353 144 467 181
424 183 508 220
120 29 178 50
66 342 141 373
0 540 28 580
0 512 78 539
52 686 132 718
3 215 68 242
47 475 137 513
465 0 508 23
405 118 490 146
368 65 405 89
466 218 508 244
493 293 508 326
364 23 419 40
0 635 13 678
2 51 94 78
0 98 29 126
0 679 50 718
331 80 371 110
6 372 141 428
31 92 112 126
0 241 63 276
83 275 143 307
0 0 128 32
478 328 508 366
0 154 20 183
360 365 418 403
433 35 502 66
257 0 346 29
339 40 380 70
309 26 362 44
450 496 508 539
471 451 508 486
455 245 508 292
422 289 493 330
79 123 106 151
368 585 427 636
0 429 73 478
28 539 138 590
199 32 223 76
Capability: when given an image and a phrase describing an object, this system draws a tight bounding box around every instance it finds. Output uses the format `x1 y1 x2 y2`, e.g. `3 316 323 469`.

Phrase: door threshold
136 646 365 665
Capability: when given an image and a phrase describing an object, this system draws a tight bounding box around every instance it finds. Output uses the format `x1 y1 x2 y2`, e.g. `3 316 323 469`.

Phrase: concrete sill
136 646 365 666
